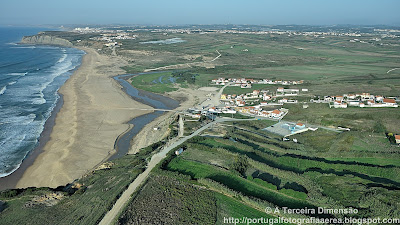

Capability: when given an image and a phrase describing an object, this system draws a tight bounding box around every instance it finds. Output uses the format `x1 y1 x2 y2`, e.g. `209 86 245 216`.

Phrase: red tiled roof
383 98 396 104
395 135 400 140
272 109 281 114
296 122 304 126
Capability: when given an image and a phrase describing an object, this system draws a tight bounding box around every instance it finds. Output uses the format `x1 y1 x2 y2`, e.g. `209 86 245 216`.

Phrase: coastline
0 41 212 190
15 47 152 188
0 95 64 190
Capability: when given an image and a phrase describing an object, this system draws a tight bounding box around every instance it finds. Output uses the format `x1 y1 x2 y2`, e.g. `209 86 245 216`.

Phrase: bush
231 155 249 176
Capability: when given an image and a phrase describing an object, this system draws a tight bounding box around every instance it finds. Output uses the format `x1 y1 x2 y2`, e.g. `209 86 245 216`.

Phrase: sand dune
17 48 152 188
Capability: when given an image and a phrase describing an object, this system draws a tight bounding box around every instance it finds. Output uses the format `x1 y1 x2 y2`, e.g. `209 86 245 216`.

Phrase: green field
152 121 400 221
129 71 178 93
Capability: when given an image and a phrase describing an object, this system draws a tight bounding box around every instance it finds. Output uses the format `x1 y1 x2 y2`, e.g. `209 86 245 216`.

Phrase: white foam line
8 72 28 76
11 46 36 49
57 54 67 64
0 86 6 95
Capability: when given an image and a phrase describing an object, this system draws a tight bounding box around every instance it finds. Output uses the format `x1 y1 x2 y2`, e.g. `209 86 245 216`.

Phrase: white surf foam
11 46 36 49
0 48 84 177
8 72 28 76
32 97 46 105
0 86 6 95
57 54 67 64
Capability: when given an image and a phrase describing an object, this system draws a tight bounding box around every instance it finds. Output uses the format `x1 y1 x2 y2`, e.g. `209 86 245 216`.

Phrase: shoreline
14 47 152 188
0 95 64 190
0 44 212 190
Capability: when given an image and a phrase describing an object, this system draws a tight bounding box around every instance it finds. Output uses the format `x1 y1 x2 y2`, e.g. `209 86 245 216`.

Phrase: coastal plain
1 25 400 225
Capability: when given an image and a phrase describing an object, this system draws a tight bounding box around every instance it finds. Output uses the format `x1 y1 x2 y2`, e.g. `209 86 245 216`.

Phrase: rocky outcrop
21 34 73 47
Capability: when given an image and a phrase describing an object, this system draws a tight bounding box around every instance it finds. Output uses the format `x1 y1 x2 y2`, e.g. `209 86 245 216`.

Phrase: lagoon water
140 38 186 45
0 27 84 177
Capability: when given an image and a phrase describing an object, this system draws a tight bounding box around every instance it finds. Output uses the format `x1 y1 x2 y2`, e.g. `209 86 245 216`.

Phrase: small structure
280 122 309 136
295 122 306 129
175 148 184 155
395 135 400 144
383 98 397 106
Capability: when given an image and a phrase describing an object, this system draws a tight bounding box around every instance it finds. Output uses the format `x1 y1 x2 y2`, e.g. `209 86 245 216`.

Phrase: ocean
0 27 84 177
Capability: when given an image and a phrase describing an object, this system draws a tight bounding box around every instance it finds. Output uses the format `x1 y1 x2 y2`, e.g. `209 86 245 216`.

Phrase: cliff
20 34 73 47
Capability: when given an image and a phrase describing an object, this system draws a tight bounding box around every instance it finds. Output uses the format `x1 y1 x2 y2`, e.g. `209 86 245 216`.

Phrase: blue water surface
0 27 84 177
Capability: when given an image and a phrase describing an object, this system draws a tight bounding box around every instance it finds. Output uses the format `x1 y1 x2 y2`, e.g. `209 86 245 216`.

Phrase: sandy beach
16 48 152 188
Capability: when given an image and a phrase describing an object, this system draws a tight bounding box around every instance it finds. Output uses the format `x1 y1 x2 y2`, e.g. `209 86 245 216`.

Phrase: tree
231 155 249 176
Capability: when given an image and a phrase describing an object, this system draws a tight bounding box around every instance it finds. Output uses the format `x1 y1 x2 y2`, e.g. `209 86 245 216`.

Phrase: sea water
0 27 84 177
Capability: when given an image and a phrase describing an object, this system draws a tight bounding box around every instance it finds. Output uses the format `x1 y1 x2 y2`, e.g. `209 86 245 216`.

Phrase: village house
271 109 283 118
296 122 305 129
314 92 397 108
346 94 357 99
259 111 270 117
220 94 227 100
211 77 304 86
332 101 348 108
278 98 288 103
375 95 383 101
395 135 400 144
276 88 299 96
263 94 272 101
383 98 397 106
241 83 252 88
335 96 344 102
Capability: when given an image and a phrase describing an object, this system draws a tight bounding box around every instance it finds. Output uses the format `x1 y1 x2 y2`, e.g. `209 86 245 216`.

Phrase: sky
1 0 399 26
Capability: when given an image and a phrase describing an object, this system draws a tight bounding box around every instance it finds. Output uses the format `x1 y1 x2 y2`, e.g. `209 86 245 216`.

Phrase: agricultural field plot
146 120 400 221
118 172 285 225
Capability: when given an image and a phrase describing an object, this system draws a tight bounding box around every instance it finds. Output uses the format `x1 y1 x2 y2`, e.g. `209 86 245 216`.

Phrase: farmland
115 117 400 223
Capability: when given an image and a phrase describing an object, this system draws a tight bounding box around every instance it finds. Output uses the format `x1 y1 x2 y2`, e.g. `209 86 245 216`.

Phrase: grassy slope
0 142 163 225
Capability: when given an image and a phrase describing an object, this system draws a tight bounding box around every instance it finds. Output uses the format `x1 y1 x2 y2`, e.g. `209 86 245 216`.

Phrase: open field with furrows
117 173 284 225
126 121 400 222
283 103 400 134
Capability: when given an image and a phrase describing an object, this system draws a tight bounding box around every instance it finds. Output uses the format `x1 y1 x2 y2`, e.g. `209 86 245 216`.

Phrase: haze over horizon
1 0 400 26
